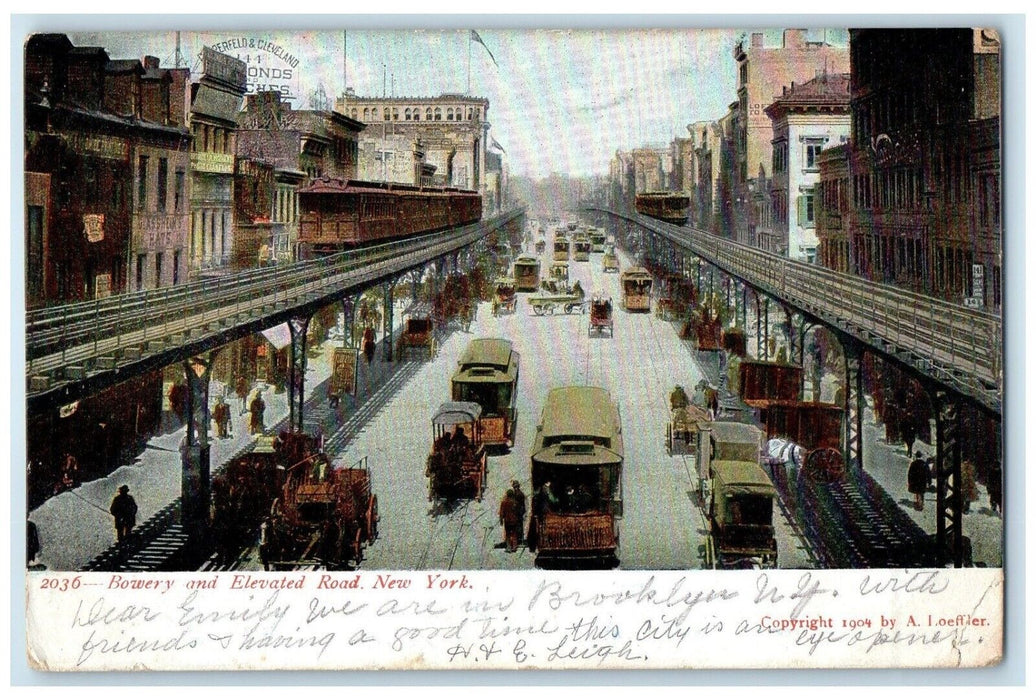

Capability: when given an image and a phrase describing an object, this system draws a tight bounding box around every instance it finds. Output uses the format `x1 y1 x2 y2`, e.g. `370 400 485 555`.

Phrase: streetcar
696 421 777 569
553 235 570 262
573 235 591 262
451 337 521 449
620 267 653 312
513 255 542 292
528 386 624 569
635 191 690 226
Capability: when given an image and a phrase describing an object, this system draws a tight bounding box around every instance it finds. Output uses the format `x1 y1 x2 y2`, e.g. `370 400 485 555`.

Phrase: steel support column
341 294 358 348
755 294 763 358
934 389 964 567
181 353 216 538
842 339 864 473
382 280 395 362
287 316 311 432
763 297 770 360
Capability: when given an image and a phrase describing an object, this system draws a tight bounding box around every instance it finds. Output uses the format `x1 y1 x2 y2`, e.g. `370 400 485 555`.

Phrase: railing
595 208 1002 413
26 208 523 386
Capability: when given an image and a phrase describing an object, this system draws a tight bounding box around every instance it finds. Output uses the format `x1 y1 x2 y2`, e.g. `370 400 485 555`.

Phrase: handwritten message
26 569 1002 671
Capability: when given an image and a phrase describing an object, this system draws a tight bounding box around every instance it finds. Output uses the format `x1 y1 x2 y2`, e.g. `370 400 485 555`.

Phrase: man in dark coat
499 489 522 553
907 452 928 511
511 480 527 545
250 391 266 435
110 485 138 542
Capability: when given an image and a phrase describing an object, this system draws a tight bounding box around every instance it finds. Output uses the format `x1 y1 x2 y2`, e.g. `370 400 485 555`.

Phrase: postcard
20 23 1004 672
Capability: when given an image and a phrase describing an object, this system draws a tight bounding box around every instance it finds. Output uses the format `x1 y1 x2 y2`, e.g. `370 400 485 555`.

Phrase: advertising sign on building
331 346 357 397
94 273 111 299
972 263 985 305
83 213 105 242
209 36 302 104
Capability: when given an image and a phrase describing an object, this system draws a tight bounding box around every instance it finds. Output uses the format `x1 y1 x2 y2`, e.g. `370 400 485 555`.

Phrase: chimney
751 32 764 48
143 55 159 70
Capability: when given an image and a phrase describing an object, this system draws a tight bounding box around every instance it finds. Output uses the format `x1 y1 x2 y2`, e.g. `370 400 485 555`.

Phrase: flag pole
467 31 472 95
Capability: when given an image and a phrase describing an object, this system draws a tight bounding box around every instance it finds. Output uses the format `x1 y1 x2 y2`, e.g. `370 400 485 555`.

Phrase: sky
63 25 847 179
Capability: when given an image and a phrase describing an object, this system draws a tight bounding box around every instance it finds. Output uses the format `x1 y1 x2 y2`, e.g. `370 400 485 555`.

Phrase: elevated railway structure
590 207 1002 567
27 207 524 545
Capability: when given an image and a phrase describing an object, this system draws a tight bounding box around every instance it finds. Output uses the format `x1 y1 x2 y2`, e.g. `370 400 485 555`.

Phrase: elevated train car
635 191 691 226
297 177 482 257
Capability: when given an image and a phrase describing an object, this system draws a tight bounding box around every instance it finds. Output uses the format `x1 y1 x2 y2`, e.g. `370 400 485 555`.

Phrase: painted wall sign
210 36 303 104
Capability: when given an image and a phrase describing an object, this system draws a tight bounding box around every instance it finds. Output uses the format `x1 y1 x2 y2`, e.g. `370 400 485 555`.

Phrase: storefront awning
261 323 292 350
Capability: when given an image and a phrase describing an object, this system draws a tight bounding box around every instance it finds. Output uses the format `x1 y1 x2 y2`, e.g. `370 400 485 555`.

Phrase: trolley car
528 386 623 569
513 255 541 292
635 191 690 226
573 235 591 262
620 267 653 312
553 235 570 262
451 338 521 449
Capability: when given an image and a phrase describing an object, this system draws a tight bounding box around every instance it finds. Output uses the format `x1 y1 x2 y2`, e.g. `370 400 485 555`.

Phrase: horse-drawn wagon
588 296 613 336
426 402 488 503
492 277 517 316
396 311 437 359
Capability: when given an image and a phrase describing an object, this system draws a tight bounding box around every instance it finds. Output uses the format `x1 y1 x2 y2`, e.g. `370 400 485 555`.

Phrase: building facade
188 47 247 278
731 29 849 246
237 91 363 266
335 92 495 206
24 34 191 305
764 72 851 261
841 28 1000 309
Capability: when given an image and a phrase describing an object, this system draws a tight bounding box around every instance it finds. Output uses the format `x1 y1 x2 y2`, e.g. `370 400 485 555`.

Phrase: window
804 139 824 170
137 155 149 210
136 254 146 290
174 169 185 211
405 108 411 120
434 107 442 121
27 205 44 298
157 158 168 212
425 107 432 120
173 250 180 285
155 252 163 287
447 108 454 120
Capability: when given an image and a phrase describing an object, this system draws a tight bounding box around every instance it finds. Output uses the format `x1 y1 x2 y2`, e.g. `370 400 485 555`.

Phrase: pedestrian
258 516 276 571
235 375 249 415
987 462 1003 515
212 396 231 439
960 459 978 514
907 452 928 511
249 390 266 435
925 457 936 492
511 480 527 544
27 520 40 566
109 484 138 542
499 489 521 553
901 415 917 457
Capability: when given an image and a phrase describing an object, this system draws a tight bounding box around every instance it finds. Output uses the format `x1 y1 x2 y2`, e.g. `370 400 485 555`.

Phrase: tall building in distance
335 91 502 213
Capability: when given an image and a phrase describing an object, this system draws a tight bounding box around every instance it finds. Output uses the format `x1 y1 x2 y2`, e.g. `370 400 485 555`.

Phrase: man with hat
110 485 138 542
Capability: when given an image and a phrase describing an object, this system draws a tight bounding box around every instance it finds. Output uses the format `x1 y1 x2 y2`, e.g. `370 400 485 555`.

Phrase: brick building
837 28 1001 309
24 34 191 305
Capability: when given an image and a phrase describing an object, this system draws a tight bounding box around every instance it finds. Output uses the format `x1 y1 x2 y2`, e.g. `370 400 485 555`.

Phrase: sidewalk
29 298 418 572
